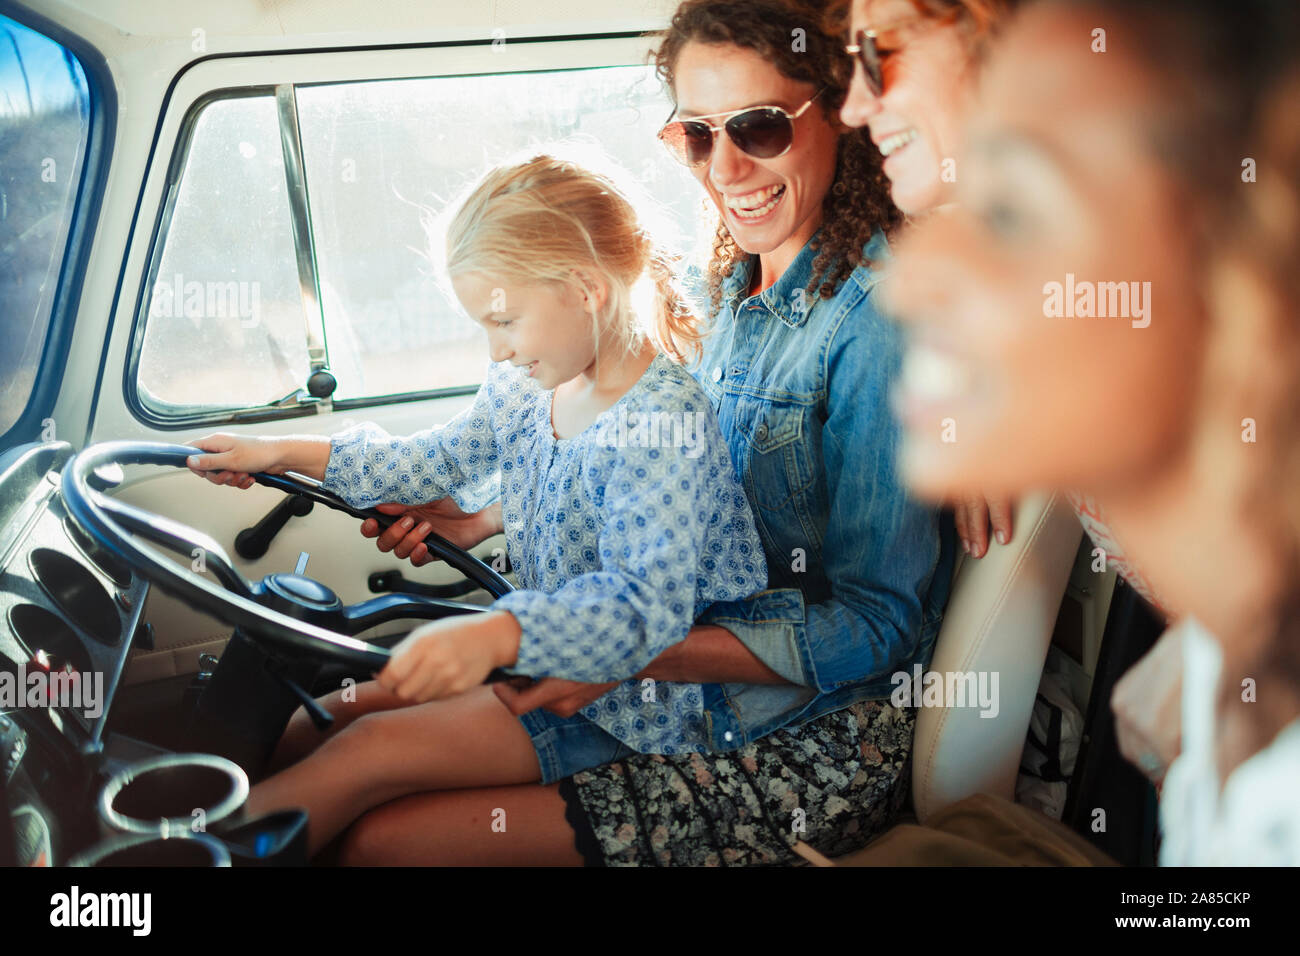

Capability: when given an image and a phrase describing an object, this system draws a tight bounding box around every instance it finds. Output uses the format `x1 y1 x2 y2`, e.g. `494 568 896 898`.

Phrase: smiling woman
880 0 1300 865
837 0 1002 214
531 0 955 867
834 0 1025 559
655 0 900 310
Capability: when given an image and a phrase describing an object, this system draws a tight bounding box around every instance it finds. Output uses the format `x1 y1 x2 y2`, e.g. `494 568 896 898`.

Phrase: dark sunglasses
658 89 825 168
846 13 961 99
844 29 885 98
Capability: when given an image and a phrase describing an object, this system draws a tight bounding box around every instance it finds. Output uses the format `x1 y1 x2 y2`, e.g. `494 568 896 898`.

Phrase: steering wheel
60 441 515 675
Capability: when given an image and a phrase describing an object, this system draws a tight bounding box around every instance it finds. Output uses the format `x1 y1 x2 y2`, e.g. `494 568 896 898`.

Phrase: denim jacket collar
719 229 891 329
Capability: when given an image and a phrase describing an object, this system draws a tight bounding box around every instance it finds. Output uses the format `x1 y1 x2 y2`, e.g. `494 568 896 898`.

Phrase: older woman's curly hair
823 0 1023 50
653 0 902 314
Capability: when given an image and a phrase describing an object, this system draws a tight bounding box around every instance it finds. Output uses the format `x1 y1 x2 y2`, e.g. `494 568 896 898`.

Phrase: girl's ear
573 269 610 315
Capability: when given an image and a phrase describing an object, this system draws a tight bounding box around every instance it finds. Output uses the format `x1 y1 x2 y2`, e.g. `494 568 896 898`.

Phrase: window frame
0 2 115 451
122 35 670 430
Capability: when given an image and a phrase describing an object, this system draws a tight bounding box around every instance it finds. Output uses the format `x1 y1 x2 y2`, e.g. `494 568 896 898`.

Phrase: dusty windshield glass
0 15 90 438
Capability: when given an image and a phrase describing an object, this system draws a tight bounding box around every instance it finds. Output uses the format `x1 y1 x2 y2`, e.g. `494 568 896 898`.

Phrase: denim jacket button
755 422 769 441
711 365 723 382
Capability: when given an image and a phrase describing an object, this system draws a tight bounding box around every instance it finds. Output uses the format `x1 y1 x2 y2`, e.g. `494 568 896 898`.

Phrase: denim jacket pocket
733 395 814 512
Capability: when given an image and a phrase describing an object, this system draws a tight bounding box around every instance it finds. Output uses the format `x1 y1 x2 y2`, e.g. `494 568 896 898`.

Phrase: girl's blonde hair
442 153 702 365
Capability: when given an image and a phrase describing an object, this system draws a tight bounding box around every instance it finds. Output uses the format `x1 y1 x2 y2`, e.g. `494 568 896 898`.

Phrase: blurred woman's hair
441 152 702 364
653 0 902 313
1064 0 1300 686
1062 0 1299 251
1208 63 1300 691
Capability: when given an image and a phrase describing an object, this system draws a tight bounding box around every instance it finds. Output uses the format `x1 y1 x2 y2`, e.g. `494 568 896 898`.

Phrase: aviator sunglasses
844 29 885 98
845 12 961 99
658 88 825 168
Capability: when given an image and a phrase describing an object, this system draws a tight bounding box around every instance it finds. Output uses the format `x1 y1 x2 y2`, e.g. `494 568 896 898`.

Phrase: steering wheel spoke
339 593 486 635
251 472 513 597
97 495 254 598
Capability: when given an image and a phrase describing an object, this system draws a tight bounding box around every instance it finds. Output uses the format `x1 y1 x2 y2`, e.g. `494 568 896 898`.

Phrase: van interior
0 0 1164 868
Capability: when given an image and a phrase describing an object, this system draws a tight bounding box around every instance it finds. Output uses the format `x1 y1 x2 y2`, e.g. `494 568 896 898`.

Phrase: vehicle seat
911 492 1082 822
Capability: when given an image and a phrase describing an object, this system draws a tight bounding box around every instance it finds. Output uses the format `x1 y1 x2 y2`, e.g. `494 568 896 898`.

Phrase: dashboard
0 440 160 865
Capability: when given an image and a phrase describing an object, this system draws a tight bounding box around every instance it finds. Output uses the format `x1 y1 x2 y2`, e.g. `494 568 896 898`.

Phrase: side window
0 15 90 438
136 94 308 411
133 62 698 420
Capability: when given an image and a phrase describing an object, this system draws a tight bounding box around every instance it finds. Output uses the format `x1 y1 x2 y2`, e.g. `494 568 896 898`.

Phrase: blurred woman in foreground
881 0 1300 863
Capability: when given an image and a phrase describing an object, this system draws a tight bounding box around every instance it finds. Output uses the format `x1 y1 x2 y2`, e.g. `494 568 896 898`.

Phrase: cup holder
99 753 249 837
6 604 94 674
28 547 122 646
63 517 132 588
70 831 231 867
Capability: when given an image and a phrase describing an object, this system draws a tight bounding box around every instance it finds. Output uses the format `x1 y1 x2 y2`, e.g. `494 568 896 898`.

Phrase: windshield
0 14 90 438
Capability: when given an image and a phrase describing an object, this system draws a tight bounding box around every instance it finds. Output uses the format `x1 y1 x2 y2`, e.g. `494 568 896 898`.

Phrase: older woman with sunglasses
836 0 1184 786
838 0 1168 593
832 0 1015 563
335 0 954 867
835 1 1027 561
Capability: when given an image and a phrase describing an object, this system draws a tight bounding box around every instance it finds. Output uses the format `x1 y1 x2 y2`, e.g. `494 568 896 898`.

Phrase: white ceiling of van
16 0 677 58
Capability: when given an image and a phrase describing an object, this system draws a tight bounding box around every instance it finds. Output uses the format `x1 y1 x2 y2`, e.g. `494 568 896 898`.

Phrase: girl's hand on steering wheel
361 500 503 567
377 611 519 703
186 433 290 490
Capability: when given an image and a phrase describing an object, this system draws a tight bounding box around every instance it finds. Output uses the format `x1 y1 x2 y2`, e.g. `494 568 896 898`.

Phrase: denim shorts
517 708 639 785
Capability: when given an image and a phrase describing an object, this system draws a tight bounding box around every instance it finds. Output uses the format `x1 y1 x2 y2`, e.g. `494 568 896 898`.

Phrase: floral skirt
556 699 916 866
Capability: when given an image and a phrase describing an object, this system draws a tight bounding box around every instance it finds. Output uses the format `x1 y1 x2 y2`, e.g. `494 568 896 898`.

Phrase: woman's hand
492 676 621 718
376 610 520 703
953 492 1015 558
186 433 291 489
1111 625 1185 786
361 500 504 566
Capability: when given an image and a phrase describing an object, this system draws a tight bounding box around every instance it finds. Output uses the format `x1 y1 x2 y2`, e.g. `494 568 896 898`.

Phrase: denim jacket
690 230 956 751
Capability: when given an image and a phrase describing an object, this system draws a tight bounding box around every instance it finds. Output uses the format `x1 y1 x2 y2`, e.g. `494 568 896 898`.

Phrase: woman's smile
876 128 919 158
721 183 788 223
877 127 923 178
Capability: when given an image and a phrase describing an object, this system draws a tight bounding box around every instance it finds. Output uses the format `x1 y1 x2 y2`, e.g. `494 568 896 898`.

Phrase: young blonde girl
185 154 766 857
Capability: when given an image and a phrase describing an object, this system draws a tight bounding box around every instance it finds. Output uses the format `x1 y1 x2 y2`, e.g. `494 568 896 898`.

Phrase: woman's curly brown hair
653 0 902 314
823 0 1024 51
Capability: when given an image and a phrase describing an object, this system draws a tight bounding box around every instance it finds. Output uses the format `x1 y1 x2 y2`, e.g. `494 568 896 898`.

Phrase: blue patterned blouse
321 352 767 754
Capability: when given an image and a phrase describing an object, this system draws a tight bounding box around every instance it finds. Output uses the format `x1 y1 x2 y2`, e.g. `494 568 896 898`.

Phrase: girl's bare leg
335 782 587 866
245 683 541 856
266 679 409 774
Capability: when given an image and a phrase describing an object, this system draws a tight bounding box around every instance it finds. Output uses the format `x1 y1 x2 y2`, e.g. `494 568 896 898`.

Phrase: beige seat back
911 492 1082 822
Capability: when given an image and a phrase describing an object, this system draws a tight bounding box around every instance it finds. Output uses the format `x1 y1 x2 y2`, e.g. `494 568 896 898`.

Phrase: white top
1158 616 1300 865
